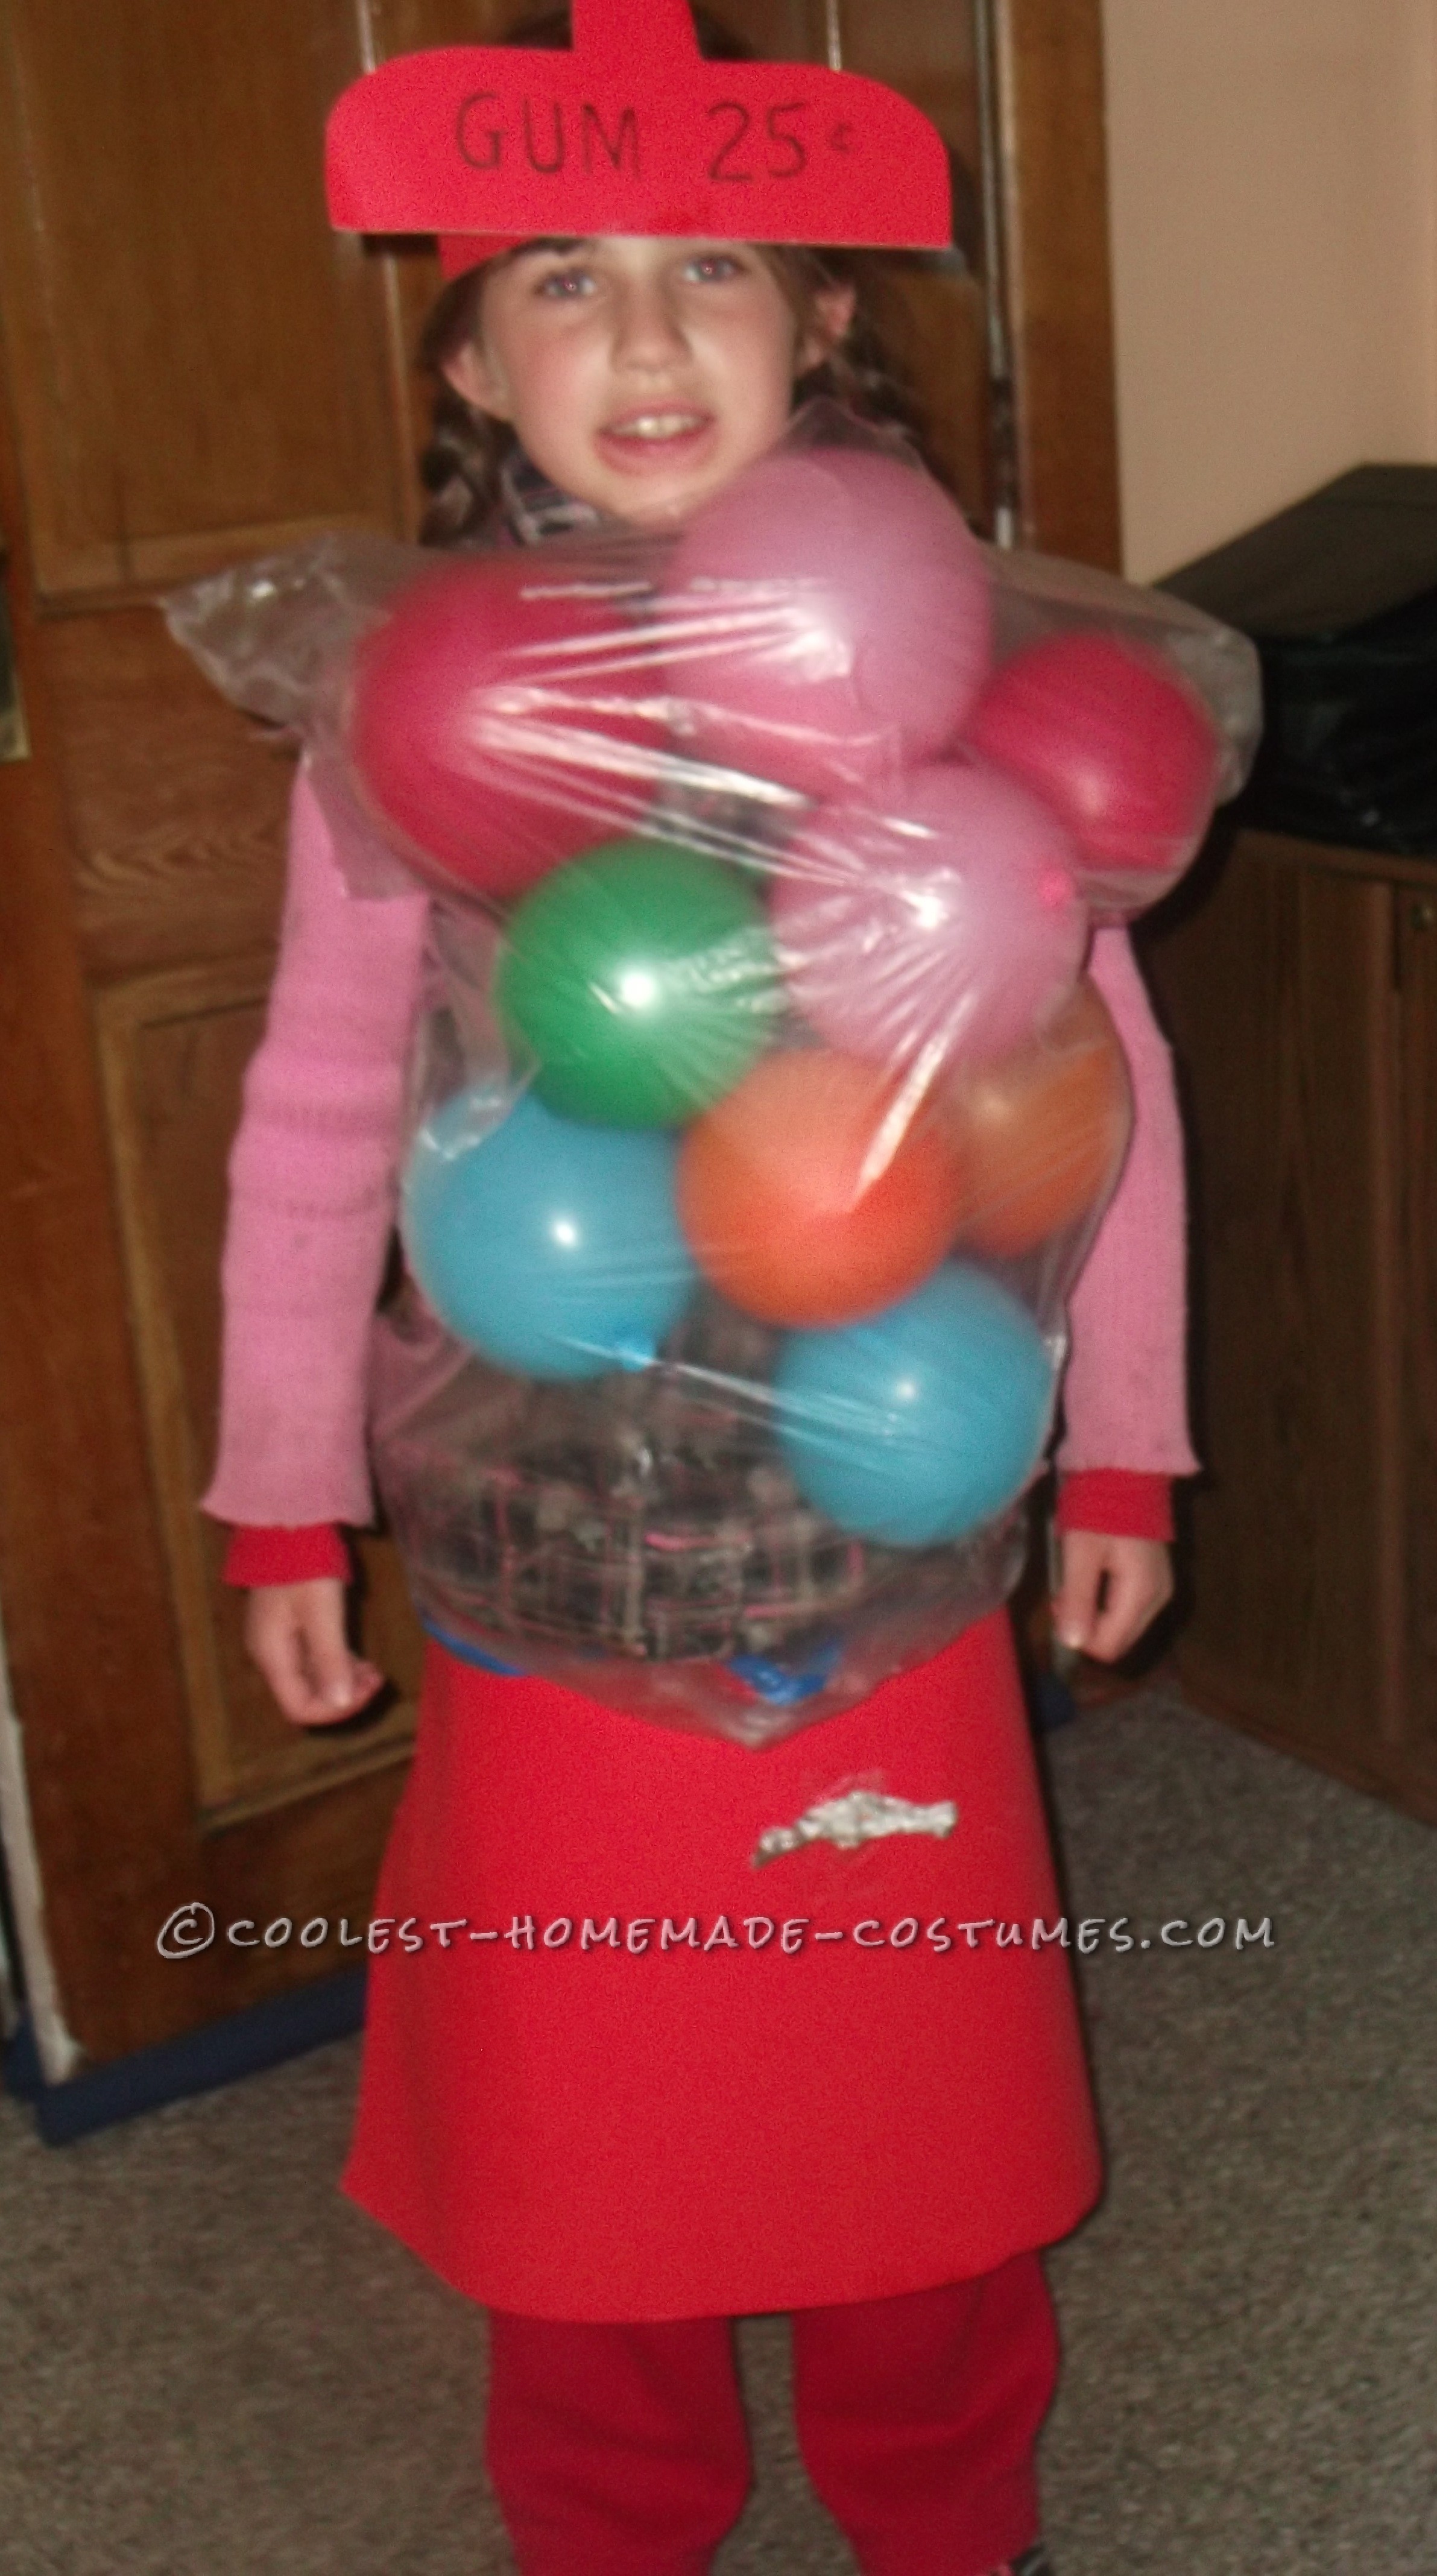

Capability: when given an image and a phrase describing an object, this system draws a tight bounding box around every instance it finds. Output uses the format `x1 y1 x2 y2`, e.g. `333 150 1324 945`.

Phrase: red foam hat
327 0 952 278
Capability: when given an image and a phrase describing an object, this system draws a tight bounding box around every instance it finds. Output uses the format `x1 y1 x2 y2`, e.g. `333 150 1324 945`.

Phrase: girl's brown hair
416 6 933 545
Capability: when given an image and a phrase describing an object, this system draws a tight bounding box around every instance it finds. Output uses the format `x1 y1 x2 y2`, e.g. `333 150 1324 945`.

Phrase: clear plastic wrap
170 405 1260 1746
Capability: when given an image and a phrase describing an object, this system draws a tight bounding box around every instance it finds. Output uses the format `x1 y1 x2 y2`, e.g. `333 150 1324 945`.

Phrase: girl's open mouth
596 410 718 474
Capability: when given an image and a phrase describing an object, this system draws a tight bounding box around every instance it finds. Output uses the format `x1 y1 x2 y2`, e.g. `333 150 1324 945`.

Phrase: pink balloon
773 760 1087 1075
965 630 1222 888
660 447 991 802
348 552 669 900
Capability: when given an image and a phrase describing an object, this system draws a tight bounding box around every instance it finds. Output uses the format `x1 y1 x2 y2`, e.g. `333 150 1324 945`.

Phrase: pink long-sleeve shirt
204 768 1196 1541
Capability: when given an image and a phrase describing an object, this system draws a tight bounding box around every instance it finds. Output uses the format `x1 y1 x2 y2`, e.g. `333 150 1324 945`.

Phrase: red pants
485 2254 1056 2576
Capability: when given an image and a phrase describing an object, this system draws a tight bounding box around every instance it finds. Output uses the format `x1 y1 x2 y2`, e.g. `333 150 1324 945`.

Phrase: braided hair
415 6 935 545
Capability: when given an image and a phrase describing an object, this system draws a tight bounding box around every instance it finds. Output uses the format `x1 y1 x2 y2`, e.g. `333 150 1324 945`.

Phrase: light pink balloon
773 760 1088 1075
660 447 992 801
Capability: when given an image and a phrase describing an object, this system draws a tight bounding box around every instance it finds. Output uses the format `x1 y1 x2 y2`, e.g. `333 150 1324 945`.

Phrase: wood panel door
0 0 1119 2080
0 0 432 2080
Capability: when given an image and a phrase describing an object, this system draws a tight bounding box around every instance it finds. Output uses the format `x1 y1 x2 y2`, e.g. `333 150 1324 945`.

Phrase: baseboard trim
2 1968 367 2145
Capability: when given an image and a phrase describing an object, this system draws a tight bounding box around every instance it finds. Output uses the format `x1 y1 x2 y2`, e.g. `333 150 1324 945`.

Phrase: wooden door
0 0 433 2080
0 0 1119 2082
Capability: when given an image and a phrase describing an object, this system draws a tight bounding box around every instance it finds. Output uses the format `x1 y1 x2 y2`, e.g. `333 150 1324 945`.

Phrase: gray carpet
2 1685 1434 2575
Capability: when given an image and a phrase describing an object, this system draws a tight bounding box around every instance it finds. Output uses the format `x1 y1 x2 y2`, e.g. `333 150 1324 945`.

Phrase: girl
208 11 1193 2571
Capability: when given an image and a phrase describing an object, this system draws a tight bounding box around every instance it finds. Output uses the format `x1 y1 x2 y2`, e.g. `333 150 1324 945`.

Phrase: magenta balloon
660 448 992 801
773 760 1087 1075
348 554 668 900
965 630 1222 881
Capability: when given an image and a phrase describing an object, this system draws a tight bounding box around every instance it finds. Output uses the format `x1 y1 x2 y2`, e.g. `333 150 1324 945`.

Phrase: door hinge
0 566 30 763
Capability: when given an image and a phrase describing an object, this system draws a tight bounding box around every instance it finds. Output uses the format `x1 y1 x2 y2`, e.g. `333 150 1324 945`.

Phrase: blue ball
403 1088 697 1380
774 1264 1056 1546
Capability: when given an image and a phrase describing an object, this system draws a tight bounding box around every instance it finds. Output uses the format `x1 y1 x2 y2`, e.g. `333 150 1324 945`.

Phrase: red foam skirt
342 1611 1101 2321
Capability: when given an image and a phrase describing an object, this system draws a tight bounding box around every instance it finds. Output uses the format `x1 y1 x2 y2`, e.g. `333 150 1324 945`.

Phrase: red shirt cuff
1056 1470 1174 1544
222 1524 352 1588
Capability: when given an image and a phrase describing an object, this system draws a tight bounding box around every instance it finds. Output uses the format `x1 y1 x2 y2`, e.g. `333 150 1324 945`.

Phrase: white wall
1102 0 1437 579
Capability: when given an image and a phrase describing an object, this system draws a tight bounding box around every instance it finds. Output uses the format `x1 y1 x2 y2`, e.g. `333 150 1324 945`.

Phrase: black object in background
1163 463 1437 857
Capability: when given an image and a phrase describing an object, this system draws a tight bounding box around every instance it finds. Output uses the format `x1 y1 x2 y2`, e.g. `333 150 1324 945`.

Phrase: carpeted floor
2 1684 1434 2575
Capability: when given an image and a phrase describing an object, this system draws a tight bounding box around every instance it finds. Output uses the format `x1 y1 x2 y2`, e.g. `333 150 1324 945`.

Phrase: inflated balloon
495 837 779 1127
661 447 992 801
945 980 1133 1258
677 1049 970 1328
773 760 1087 1076
775 1264 1056 1545
349 552 668 900
403 1090 696 1380
965 630 1223 887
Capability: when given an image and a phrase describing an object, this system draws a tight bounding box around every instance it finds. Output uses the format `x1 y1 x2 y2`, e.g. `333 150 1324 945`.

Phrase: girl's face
444 235 854 523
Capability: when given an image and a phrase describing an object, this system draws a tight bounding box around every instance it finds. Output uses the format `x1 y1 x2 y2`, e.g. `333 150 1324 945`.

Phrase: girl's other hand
1052 1533 1173 1665
244 1580 385 1726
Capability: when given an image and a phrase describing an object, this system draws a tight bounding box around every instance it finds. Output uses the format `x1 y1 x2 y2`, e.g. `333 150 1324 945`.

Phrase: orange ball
677 1050 971 1328
946 982 1132 1258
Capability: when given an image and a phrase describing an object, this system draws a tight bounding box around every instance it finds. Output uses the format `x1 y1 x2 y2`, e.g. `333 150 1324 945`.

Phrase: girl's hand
243 1580 385 1727
1052 1533 1173 1665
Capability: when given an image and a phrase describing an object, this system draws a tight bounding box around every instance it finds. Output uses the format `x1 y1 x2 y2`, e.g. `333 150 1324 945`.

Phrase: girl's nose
610 280 689 370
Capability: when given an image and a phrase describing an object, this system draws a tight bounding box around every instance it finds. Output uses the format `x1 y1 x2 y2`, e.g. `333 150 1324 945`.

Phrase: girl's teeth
613 414 704 440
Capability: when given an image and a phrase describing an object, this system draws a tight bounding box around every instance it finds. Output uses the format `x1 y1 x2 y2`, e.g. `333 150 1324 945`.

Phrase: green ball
496 838 779 1126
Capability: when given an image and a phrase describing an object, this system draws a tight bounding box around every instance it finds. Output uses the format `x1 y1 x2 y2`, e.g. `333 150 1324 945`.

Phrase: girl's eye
685 253 745 284
535 267 595 300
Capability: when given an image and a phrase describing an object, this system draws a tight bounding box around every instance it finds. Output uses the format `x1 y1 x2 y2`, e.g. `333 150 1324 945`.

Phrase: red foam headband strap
438 236 521 279
327 0 950 256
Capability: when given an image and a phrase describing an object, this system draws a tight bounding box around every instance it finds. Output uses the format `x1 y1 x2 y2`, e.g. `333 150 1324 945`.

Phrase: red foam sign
326 0 951 261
